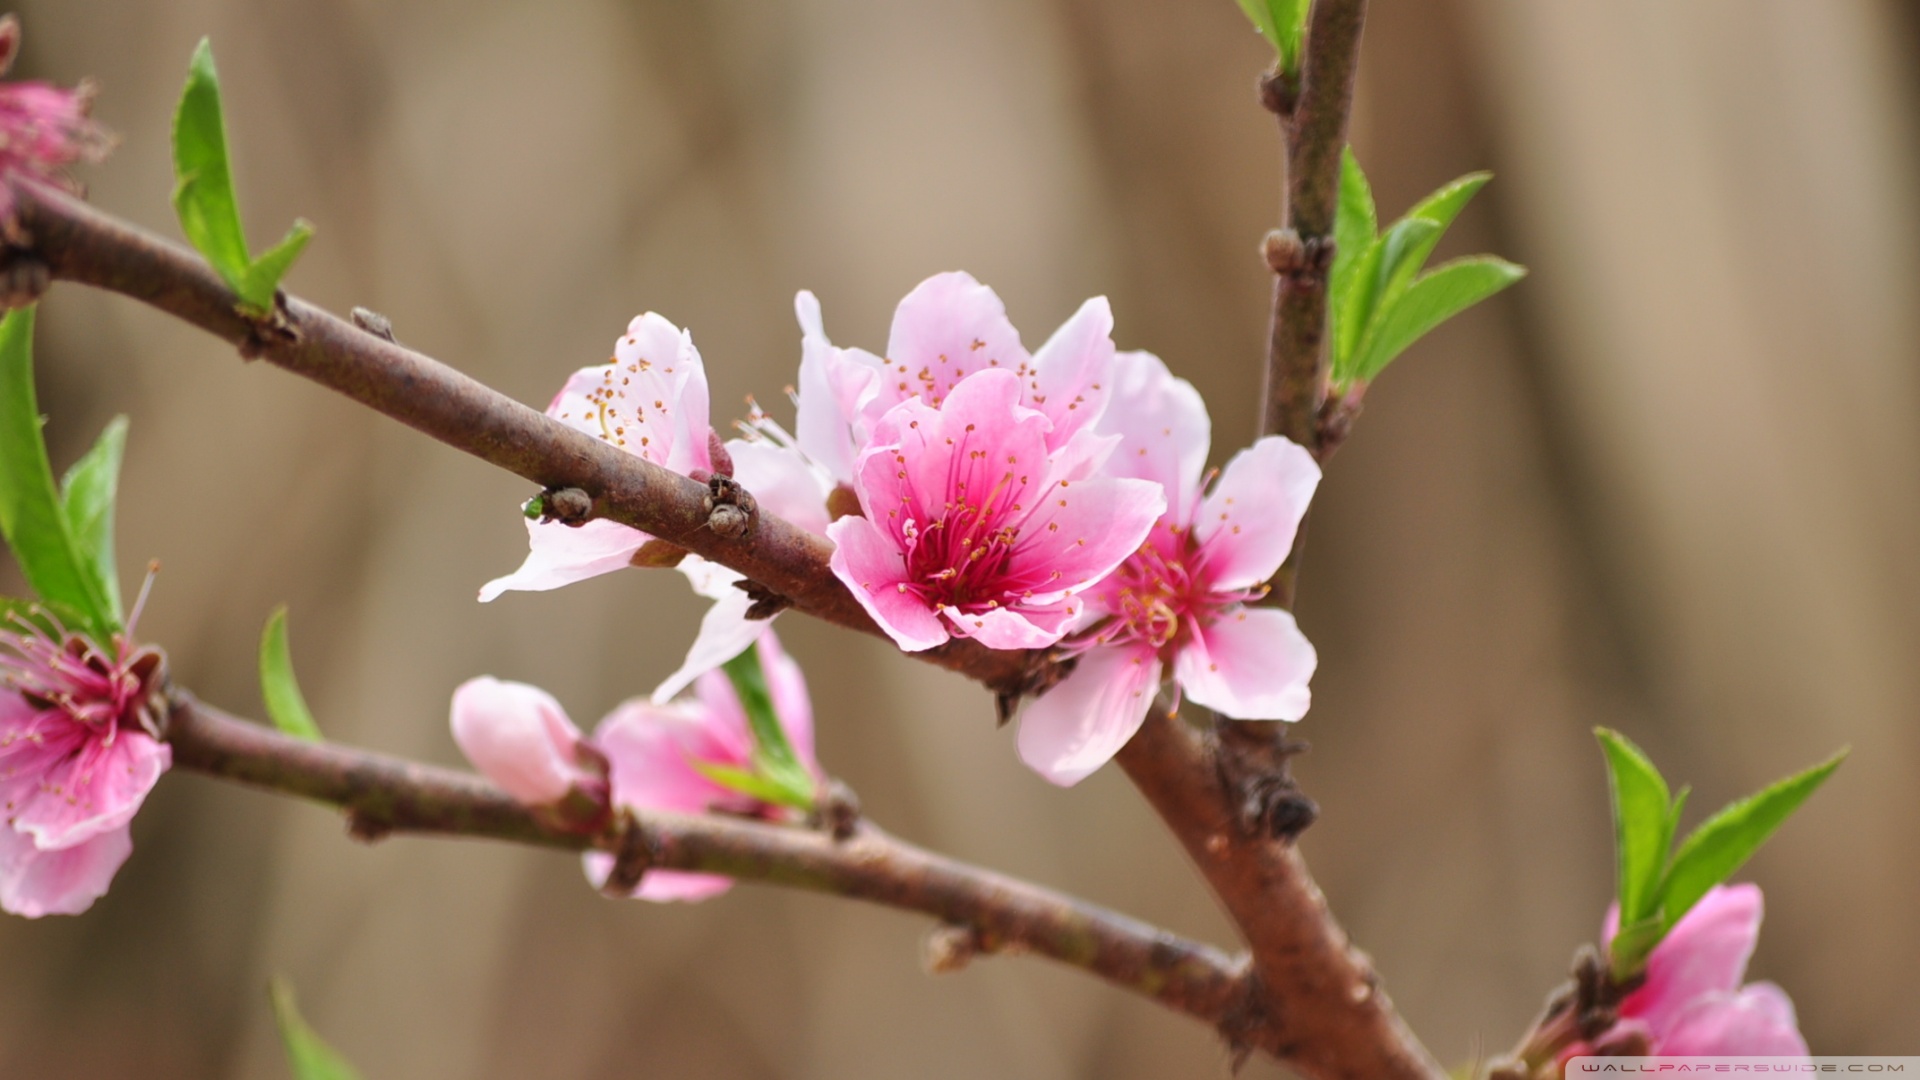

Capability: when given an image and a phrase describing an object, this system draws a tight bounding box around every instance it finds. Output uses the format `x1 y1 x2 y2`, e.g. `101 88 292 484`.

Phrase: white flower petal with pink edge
0 823 132 919
481 312 713 601
1096 350 1210 517
1172 607 1316 722
1016 645 1162 787
1191 436 1320 592
449 677 595 805
478 518 647 602
1023 296 1115 447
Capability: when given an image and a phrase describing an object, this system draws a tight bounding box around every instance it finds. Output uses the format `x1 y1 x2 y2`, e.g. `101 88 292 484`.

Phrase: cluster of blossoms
451 629 818 902
1 609 169 917
1568 884 1808 1057
480 271 1319 791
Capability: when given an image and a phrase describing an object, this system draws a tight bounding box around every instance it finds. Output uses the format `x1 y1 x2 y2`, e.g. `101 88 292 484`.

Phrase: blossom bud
449 677 595 805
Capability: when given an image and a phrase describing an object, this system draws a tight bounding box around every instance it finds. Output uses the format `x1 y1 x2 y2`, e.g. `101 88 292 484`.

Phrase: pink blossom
1017 351 1319 786
653 429 835 703
449 677 601 805
827 368 1163 652
1571 884 1808 1057
793 272 1119 489
479 313 713 601
587 630 819 902
1 610 169 918
0 17 112 218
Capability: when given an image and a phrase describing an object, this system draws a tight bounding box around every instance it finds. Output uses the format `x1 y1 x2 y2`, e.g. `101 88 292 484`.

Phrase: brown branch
163 692 1269 1047
8 179 1031 696
1116 713 1441 1078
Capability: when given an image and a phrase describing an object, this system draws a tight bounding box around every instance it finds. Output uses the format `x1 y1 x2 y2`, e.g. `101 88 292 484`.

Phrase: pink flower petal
1619 883 1763 1037
1006 473 1165 602
11 730 169 850
877 272 1029 417
1017 645 1162 786
826 515 950 652
1658 983 1808 1056
595 700 740 816
753 630 818 770
449 677 591 805
1173 607 1315 721
478 518 648 601
1097 350 1211 521
1025 295 1116 446
939 602 1078 650
0 823 132 918
1192 436 1320 592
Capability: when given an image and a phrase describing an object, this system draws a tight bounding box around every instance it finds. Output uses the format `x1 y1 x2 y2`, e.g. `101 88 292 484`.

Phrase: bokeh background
4 0 1917 1076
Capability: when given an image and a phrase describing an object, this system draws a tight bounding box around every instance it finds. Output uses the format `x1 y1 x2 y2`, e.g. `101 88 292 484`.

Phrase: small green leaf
1331 219 1438 383
1379 172 1492 309
1656 748 1847 934
171 39 312 315
719 644 816 810
238 219 314 311
1368 216 1443 321
690 759 815 811
259 606 323 741
1609 913 1667 978
0 308 117 639
1348 256 1526 382
172 40 250 291
60 415 128 621
1595 728 1672 930
269 977 362 1080
1328 147 1378 369
1232 0 1309 72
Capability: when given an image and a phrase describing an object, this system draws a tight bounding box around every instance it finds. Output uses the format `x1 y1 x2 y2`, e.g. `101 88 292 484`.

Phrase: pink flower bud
449 677 594 805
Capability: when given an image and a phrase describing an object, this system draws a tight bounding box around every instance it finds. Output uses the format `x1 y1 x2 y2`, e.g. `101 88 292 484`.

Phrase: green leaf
269 977 362 1080
1331 219 1438 384
1379 172 1492 310
1656 748 1847 934
238 219 314 310
171 39 312 314
1232 0 1309 72
689 759 815 812
1609 914 1667 978
1347 256 1526 382
1595 728 1672 930
59 415 128 621
1328 147 1378 371
172 40 250 292
259 606 323 741
0 308 117 639
719 645 816 810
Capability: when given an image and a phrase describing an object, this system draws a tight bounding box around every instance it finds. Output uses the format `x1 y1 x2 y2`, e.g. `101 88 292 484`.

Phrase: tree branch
162 692 1271 1048
9 179 1035 697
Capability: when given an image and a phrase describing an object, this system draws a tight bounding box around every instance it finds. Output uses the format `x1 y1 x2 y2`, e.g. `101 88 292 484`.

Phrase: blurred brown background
4 0 1917 1076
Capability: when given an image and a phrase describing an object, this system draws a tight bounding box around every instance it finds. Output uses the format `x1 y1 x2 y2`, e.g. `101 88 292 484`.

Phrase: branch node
538 486 595 526
1256 68 1299 118
731 577 793 621
703 474 757 540
346 810 393 844
1261 228 1334 287
815 778 862 842
922 921 987 975
599 811 654 897
350 306 396 342
0 245 50 310
238 302 298 362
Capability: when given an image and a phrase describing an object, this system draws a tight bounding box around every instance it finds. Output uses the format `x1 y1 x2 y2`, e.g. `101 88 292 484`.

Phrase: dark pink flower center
1098 526 1263 657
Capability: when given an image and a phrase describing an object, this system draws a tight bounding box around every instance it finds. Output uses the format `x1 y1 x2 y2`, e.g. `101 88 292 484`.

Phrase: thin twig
9 179 1032 696
162 693 1268 1047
